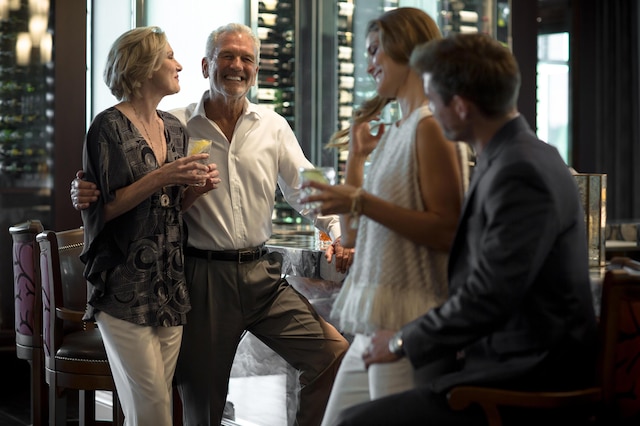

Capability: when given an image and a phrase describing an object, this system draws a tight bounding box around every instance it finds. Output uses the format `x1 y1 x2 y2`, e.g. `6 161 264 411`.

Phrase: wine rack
334 0 355 183
336 0 354 133
256 0 296 130
256 0 304 224
434 1 511 46
0 3 53 189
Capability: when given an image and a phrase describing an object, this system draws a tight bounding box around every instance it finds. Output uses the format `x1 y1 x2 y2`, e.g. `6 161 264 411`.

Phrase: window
87 0 246 122
537 32 570 164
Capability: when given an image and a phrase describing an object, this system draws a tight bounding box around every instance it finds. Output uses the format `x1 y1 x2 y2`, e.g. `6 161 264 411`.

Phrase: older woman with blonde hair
80 26 219 425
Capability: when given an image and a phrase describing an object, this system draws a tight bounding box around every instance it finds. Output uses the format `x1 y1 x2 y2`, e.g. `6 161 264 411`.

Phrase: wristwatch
388 331 405 356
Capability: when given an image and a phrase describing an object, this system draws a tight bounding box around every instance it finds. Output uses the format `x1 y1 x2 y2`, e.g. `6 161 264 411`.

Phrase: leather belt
185 245 267 263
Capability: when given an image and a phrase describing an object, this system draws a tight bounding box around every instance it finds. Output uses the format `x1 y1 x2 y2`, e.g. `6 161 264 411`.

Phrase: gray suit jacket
401 116 598 393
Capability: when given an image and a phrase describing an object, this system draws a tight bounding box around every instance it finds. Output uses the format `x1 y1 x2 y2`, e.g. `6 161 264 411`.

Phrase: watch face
389 333 404 355
395 336 403 350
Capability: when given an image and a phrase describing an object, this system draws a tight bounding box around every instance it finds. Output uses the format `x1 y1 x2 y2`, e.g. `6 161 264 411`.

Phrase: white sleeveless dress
332 105 450 335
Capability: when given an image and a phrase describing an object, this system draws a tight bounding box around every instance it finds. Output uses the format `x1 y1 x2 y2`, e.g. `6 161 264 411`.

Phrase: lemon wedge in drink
300 168 329 183
188 138 211 155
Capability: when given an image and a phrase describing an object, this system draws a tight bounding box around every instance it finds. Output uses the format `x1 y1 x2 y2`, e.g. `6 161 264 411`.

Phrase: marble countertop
267 224 341 278
267 225 605 315
267 244 346 282
267 223 315 248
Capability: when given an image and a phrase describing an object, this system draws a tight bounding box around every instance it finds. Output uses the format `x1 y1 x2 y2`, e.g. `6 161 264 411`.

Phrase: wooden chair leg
51 385 68 426
31 351 49 426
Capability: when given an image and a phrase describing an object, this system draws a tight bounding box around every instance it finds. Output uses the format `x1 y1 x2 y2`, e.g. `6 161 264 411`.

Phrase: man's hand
325 236 354 274
70 170 99 210
362 329 400 368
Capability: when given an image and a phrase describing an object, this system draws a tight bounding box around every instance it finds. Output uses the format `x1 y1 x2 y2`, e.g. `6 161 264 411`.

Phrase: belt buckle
237 249 253 263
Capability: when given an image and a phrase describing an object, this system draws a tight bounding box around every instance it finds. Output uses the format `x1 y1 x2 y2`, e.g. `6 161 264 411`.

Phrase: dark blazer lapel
448 159 484 269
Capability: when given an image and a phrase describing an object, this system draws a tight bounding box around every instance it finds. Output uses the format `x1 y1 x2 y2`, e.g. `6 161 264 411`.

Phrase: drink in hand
187 137 212 186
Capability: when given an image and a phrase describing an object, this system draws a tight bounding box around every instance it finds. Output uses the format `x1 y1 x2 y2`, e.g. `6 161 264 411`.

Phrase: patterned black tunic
80 107 191 327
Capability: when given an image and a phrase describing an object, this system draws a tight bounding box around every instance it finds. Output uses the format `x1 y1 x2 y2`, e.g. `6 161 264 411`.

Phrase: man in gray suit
334 33 598 425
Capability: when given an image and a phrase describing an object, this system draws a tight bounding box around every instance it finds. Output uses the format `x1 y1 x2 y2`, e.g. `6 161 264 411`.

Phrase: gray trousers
175 251 348 426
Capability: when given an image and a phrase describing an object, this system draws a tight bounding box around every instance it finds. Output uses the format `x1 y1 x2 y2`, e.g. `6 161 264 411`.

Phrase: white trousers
96 311 183 426
320 334 415 426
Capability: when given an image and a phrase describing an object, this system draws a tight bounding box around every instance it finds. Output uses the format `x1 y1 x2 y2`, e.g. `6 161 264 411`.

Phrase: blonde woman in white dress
302 8 468 425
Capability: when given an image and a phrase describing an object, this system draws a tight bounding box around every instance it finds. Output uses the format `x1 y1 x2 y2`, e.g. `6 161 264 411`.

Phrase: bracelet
350 187 364 230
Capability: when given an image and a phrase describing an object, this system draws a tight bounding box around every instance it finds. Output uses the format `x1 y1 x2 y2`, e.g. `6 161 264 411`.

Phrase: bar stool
10 219 47 425
38 228 124 425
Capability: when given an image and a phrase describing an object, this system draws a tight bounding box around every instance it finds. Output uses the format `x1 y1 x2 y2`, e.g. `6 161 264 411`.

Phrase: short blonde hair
104 26 167 101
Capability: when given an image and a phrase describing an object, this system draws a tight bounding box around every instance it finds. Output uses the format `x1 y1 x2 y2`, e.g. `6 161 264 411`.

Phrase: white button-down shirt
171 91 341 251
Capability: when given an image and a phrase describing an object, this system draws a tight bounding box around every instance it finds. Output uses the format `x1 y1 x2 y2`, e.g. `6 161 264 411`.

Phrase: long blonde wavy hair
327 7 442 150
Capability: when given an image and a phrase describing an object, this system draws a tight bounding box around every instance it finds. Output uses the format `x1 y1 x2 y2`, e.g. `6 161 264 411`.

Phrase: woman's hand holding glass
162 154 221 188
298 167 336 211
299 181 359 216
190 156 221 192
350 118 384 158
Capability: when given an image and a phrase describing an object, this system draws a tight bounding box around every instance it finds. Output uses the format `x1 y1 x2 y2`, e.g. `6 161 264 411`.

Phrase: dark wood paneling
570 0 596 172
53 0 86 231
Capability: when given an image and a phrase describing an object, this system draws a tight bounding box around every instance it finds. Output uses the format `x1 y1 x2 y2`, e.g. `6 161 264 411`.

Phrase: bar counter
268 234 346 281
266 224 347 322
